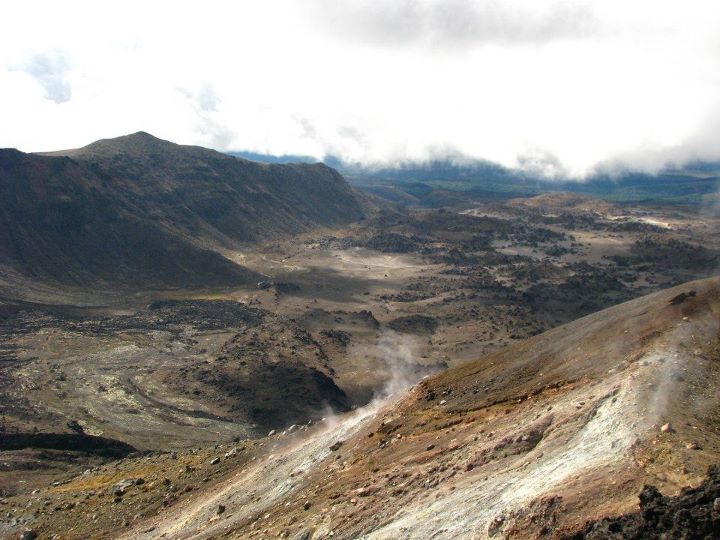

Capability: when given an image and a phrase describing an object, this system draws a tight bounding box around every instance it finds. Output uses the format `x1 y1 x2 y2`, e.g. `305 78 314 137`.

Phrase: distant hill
227 150 318 164
340 160 720 206
0 132 368 289
226 150 720 206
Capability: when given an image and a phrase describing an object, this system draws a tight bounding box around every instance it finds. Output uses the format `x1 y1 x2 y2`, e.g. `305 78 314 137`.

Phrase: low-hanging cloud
1 1 720 177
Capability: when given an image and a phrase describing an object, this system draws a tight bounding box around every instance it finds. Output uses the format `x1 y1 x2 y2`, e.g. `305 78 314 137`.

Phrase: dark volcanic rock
364 233 419 253
320 329 351 347
387 314 439 335
66 420 85 435
0 433 136 459
567 465 720 539
668 290 697 305
146 300 265 330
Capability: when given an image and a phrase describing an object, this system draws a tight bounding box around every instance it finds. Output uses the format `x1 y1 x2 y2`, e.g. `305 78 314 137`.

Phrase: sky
1 0 720 177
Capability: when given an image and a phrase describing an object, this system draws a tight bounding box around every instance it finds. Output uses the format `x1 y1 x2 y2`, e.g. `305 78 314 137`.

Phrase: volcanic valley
1 133 719 539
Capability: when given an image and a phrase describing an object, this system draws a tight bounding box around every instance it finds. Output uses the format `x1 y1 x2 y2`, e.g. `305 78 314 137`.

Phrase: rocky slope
569 465 720 539
0 132 368 290
5 276 719 539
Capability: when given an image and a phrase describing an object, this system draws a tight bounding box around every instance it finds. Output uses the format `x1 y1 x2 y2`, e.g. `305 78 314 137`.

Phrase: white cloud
1 0 720 176
11 51 73 103
309 0 601 49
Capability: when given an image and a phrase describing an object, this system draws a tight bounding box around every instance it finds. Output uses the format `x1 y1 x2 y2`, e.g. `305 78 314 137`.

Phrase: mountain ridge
0 132 370 291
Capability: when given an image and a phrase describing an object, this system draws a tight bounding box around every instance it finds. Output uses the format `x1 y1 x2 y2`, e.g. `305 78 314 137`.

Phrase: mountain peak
115 130 164 144
81 131 177 156
127 130 155 139
38 131 182 159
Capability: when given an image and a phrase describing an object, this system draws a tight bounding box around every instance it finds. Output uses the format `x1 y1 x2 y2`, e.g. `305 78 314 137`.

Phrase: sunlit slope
105 276 720 539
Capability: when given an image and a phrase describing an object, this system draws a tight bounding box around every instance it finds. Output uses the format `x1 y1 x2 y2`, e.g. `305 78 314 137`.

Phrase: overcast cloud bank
1 0 719 177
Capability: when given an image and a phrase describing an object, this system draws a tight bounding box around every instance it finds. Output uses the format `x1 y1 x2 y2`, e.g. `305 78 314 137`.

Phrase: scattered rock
303 501 312 511
660 423 674 433
356 487 374 497
21 531 38 540
210 457 220 465
113 479 135 496
66 420 85 435
217 504 226 515
329 441 343 452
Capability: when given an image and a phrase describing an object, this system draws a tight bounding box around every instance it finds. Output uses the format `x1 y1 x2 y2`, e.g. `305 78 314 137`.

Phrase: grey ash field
1 135 719 539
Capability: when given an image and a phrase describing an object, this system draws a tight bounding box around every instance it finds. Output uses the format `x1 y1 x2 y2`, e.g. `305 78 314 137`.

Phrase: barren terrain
4 276 719 539
1 193 719 539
